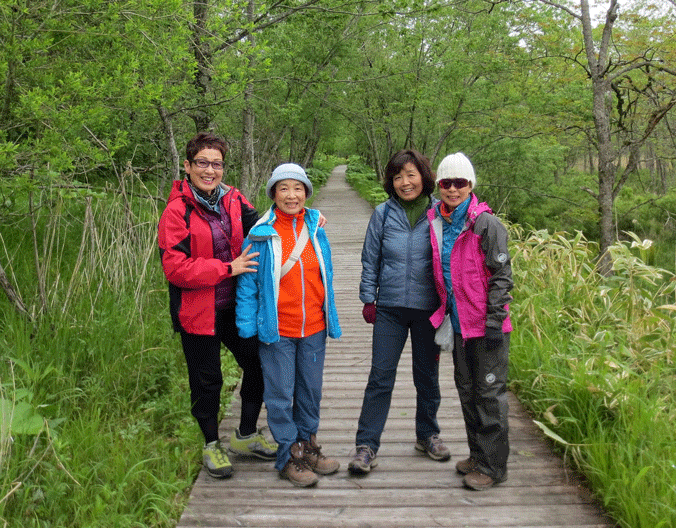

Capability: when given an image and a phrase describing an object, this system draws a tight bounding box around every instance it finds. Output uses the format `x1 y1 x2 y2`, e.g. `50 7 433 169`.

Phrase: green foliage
0 0 194 185
509 228 676 528
0 175 231 527
345 157 388 207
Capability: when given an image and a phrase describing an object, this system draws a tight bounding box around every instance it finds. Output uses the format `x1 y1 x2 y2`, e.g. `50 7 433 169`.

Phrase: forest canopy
1 0 675 269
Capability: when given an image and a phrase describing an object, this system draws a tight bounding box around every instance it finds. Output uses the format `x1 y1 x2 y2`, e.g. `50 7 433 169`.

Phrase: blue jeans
259 330 327 471
355 306 441 453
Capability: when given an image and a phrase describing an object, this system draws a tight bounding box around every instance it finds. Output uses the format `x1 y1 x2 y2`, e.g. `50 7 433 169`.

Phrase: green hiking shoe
203 440 233 478
228 427 278 461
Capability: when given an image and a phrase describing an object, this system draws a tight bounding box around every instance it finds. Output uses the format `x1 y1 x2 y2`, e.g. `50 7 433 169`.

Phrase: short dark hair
383 149 436 197
186 132 228 161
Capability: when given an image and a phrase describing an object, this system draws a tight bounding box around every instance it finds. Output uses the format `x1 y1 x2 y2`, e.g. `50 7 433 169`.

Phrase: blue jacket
359 196 439 311
235 206 342 344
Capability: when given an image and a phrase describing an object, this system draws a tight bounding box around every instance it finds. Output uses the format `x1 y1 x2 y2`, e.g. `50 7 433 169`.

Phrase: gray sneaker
348 445 378 475
415 434 451 461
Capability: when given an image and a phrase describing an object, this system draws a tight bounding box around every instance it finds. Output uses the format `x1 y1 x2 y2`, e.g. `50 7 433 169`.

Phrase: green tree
531 0 676 273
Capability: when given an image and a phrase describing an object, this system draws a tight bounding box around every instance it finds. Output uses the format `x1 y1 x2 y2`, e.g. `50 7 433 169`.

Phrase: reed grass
509 228 676 528
0 171 203 527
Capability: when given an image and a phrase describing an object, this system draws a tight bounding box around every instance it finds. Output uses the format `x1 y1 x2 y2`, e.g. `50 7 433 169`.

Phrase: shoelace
208 443 228 464
304 443 325 459
355 446 375 464
259 435 277 449
428 434 443 451
289 455 311 471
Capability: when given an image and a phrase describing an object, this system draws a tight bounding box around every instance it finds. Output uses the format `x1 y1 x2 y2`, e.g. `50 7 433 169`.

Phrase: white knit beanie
266 163 314 199
436 153 476 188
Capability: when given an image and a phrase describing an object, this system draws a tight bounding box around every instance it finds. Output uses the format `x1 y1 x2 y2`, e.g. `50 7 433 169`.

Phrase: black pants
180 308 264 443
453 333 510 481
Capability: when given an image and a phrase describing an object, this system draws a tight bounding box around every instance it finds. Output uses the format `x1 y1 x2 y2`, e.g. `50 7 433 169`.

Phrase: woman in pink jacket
427 153 513 491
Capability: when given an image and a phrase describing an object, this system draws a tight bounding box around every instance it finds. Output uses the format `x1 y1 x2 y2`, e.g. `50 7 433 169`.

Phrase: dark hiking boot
455 457 478 475
463 470 507 491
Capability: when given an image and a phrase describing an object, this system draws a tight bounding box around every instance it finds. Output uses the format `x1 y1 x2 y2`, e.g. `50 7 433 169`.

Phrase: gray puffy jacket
359 196 439 311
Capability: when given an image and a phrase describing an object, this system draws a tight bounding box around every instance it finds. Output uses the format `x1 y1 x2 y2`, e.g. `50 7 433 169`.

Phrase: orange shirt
275 210 326 338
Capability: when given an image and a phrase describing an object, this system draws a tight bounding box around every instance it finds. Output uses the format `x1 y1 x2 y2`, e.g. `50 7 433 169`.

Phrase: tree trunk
592 77 616 275
241 0 258 200
581 0 619 276
190 0 212 132
157 106 181 197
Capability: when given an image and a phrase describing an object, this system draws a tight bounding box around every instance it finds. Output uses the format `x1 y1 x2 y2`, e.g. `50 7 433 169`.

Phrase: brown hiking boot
302 435 340 475
279 442 319 487
455 457 477 475
463 470 507 491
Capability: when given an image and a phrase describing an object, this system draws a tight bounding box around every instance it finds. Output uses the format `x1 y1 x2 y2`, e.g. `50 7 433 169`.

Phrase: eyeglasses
438 178 470 190
192 159 224 171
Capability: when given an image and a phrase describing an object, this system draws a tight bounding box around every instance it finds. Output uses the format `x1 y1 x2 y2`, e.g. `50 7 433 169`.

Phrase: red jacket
158 179 258 335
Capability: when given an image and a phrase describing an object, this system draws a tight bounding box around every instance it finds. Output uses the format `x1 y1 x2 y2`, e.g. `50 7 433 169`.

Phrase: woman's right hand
362 303 376 324
230 244 259 276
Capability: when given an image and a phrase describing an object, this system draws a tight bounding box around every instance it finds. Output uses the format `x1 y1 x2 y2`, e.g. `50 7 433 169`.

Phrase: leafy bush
345 157 387 206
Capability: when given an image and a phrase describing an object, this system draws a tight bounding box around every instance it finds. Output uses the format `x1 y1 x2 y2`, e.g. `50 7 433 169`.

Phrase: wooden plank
176 165 615 528
178 506 612 528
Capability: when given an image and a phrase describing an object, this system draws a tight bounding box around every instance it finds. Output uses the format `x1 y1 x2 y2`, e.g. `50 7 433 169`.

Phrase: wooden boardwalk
177 166 616 528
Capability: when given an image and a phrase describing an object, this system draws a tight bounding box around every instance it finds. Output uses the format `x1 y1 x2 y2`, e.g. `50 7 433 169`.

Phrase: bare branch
0 260 31 319
533 0 581 20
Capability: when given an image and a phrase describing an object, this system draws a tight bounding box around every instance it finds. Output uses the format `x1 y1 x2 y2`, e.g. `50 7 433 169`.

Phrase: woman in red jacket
158 132 276 478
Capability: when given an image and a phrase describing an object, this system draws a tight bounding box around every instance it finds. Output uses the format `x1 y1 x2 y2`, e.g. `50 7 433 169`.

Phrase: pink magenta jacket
427 194 513 338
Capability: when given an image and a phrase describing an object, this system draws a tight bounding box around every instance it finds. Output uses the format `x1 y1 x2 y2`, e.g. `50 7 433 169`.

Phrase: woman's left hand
230 244 259 276
484 327 504 350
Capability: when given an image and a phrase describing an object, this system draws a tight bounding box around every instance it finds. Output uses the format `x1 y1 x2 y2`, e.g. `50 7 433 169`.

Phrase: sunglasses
438 178 470 190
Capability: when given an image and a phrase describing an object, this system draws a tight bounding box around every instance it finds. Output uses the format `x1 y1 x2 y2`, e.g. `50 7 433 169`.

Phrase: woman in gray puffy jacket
348 149 450 476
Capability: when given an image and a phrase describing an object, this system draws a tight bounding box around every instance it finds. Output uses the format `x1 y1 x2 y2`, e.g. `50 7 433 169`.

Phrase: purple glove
362 303 376 324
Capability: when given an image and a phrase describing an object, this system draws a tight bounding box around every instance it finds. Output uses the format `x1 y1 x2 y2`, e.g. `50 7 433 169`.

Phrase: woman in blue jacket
348 149 450 476
236 164 341 487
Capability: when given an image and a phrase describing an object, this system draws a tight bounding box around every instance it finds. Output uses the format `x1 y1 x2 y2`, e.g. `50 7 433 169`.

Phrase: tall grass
0 172 207 527
510 228 676 528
